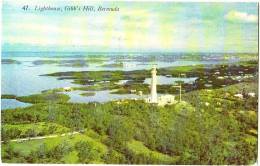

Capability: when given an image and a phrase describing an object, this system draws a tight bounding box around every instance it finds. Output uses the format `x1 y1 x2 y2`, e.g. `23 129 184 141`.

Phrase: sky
2 1 259 53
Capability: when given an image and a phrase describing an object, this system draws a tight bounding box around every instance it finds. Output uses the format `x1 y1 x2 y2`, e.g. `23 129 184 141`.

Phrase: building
157 95 176 106
145 66 176 106
145 66 158 103
248 92 256 97
234 94 243 99
150 66 158 103
63 87 72 92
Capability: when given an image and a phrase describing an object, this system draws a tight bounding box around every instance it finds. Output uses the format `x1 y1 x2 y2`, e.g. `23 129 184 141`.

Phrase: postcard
1 0 258 165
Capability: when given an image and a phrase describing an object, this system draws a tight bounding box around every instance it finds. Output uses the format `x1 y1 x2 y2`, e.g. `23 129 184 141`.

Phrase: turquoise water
1 99 32 110
2 63 77 96
2 57 215 96
62 90 146 103
1 55 221 110
144 76 198 85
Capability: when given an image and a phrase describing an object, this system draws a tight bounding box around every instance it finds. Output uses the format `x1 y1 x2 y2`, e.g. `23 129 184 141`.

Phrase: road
2 130 84 143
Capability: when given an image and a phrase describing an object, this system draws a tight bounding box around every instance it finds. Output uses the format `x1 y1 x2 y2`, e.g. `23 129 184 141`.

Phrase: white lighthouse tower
145 66 177 106
150 66 158 103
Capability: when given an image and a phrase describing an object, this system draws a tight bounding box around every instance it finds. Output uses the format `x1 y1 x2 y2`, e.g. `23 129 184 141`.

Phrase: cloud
189 18 213 25
2 2 258 52
225 10 257 23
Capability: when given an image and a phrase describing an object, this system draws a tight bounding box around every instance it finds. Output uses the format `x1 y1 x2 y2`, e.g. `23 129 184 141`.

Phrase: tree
66 106 84 131
25 128 36 138
74 141 98 163
103 149 126 164
107 118 134 149
47 141 72 160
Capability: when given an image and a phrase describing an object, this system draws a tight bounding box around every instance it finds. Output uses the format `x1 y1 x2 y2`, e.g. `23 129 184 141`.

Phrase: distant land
1 51 258 57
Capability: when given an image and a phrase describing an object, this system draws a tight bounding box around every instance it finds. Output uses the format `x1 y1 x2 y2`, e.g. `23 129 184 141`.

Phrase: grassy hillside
1 80 257 164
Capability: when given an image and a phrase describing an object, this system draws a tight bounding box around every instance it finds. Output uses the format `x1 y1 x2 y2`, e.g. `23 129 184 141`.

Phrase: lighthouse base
145 94 176 106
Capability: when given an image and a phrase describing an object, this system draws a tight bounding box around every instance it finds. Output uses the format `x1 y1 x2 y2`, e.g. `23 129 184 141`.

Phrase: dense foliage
16 93 70 104
1 81 257 164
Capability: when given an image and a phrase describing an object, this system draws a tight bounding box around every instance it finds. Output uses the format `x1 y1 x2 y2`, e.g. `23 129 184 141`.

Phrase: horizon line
1 51 258 54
